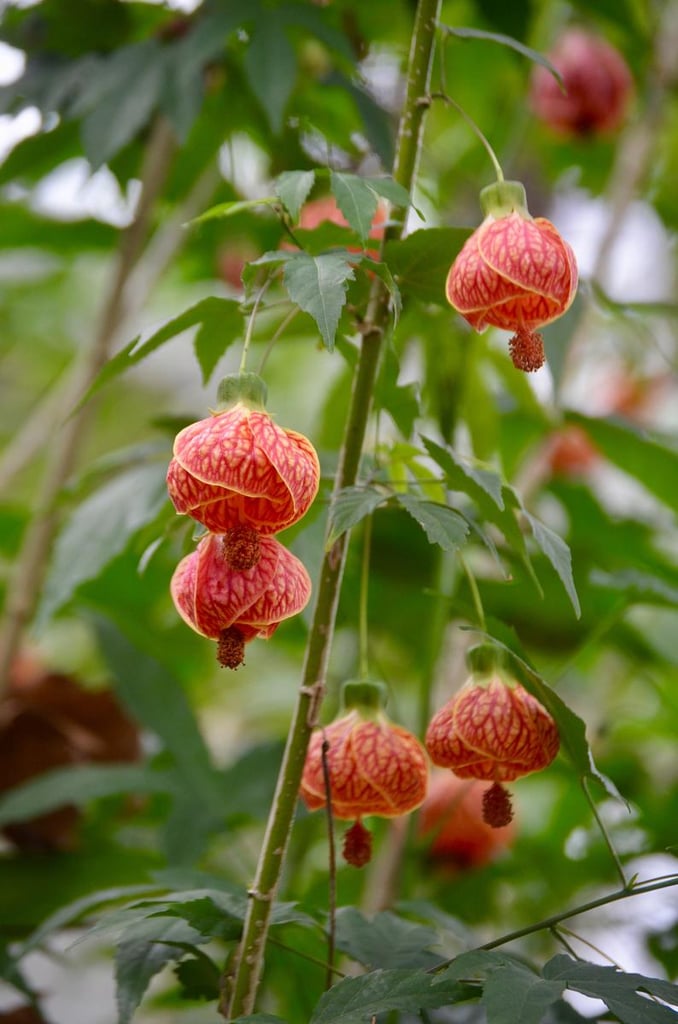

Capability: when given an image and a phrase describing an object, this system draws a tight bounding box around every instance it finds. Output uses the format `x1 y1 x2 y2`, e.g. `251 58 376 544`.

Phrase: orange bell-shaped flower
446 182 577 372
426 646 559 826
300 681 429 865
171 531 311 668
167 373 320 535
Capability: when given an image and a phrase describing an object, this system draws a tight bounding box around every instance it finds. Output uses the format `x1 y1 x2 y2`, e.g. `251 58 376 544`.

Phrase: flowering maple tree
0 2 676 1024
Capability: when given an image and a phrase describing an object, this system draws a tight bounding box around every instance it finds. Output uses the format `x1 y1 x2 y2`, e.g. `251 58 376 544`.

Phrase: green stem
257 305 299 375
239 281 269 374
358 515 373 681
581 775 628 889
550 928 580 961
265 935 346 979
221 0 441 1016
464 876 678 957
431 91 504 183
557 925 623 968
416 548 456 737
458 551 486 632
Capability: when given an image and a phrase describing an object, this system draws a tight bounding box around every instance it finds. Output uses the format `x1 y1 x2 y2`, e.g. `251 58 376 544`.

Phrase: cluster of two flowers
166 374 320 669
300 648 560 867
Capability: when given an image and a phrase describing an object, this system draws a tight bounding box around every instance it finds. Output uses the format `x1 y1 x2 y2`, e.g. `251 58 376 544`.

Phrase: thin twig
472 876 678 955
240 280 271 374
557 925 624 969
320 733 338 990
257 306 300 376
550 927 580 961
358 515 373 681
581 775 628 890
265 934 346 979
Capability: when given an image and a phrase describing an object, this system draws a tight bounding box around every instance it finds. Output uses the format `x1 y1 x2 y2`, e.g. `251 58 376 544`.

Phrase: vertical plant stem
0 117 177 696
222 0 441 1016
320 734 337 990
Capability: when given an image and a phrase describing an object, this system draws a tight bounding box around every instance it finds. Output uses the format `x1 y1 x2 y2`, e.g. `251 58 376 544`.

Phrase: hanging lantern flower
300 681 429 866
167 373 320 535
425 645 559 827
530 28 633 138
170 531 311 668
446 181 578 372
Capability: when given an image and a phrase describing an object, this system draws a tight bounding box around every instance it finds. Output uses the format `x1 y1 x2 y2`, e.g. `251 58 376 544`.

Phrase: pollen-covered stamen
217 626 246 669
482 782 514 828
509 326 545 372
342 820 372 867
223 524 261 571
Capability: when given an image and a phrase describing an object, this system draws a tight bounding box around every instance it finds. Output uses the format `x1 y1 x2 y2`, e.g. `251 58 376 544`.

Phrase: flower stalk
221 0 442 1014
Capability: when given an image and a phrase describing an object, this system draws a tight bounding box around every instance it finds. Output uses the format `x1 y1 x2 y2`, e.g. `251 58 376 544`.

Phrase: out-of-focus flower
417 770 516 869
0 654 141 851
530 28 633 137
282 194 387 259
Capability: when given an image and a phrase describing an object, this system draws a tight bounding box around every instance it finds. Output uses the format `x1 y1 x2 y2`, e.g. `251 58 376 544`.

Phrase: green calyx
466 643 505 676
216 372 268 411
480 180 530 220
341 680 388 715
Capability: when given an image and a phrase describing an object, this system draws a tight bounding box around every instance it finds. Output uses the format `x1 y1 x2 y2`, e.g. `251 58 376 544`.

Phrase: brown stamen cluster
217 627 246 670
509 327 545 373
482 781 514 828
223 524 261 571
342 820 372 868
